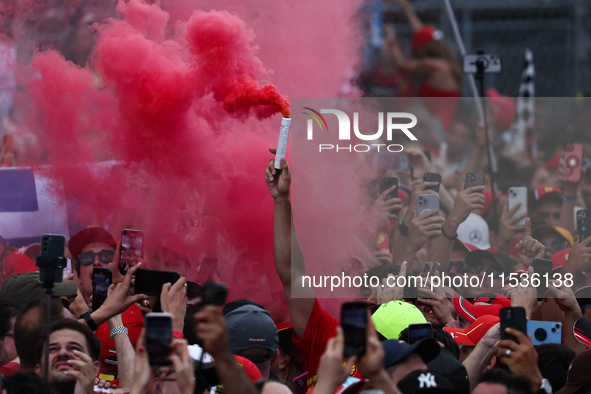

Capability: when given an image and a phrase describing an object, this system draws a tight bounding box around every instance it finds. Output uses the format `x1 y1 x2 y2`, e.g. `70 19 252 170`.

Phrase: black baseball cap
382 338 440 369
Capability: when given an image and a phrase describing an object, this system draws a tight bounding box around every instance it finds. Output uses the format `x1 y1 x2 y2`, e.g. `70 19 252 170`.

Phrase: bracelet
441 226 458 240
110 326 128 339
562 194 577 202
172 329 184 339
80 311 98 331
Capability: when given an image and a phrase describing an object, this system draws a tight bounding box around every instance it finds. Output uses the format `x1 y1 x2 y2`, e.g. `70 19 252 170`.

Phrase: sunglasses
79 250 115 266
540 240 570 253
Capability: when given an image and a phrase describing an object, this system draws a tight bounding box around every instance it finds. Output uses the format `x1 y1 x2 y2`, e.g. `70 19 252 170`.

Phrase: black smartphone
408 322 432 344
92 268 112 311
500 307 527 343
196 258 218 286
202 282 228 305
410 163 415 180
145 312 173 366
423 173 441 193
38 234 67 285
465 172 485 192
577 210 591 241
531 258 553 298
380 177 399 200
119 229 144 275
341 302 367 358
135 269 180 296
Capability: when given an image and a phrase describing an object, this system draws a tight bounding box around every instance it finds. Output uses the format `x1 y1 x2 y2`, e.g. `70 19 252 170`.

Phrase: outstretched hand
515 218 545 267
265 147 291 200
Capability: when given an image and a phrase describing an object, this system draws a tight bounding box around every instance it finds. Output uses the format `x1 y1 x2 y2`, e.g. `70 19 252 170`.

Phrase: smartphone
38 234 67 285
508 187 528 226
341 302 367 358
135 269 180 296
577 210 591 241
531 258 553 298
145 312 173 366
500 307 527 343
564 143 584 183
92 268 112 311
417 194 439 216
527 321 562 346
423 173 441 193
293 372 308 394
420 262 440 278
119 229 144 275
202 282 228 305
465 172 485 191
380 177 399 200
410 163 415 180
372 152 409 170
196 257 218 285
408 322 432 344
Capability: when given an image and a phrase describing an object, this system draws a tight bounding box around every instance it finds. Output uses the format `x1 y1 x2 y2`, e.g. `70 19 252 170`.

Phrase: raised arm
265 148 315 338
395 0 423 31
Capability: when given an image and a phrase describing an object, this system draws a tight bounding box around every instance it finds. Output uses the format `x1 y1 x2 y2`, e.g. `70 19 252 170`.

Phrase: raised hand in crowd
265 147 291 201
463 323 500 391
547 280 587 354
497 328 545 393
495 201 527 251
194 304 258 394
371 184 403 227
416 284 455 327
160 277 188 332
561 234 591 277
514 218 545 268
504 266 538 319
377 262 407 304
314 326 356 394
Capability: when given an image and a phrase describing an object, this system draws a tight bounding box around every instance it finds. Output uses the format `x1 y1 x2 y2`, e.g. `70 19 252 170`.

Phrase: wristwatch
538 378 552 394
399 218 408 237
79 311 98 331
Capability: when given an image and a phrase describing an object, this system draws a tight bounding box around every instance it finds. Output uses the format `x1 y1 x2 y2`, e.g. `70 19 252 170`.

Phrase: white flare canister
274 117 291 171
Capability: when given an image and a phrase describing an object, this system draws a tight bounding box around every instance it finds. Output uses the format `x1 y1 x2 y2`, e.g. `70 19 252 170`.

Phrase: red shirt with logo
292 299 361 390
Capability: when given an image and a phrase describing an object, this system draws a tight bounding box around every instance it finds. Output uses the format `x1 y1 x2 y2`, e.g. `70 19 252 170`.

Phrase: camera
467 173 475 182
528 321 562 345
463 54 502 74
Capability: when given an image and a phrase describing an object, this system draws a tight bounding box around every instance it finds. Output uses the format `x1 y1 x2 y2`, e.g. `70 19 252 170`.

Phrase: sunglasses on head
79 250 115 266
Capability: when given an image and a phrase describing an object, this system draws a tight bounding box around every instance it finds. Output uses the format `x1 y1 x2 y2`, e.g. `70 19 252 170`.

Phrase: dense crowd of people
2 0 591 394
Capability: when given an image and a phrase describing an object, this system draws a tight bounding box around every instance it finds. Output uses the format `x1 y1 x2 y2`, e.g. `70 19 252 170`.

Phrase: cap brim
413 338 441 364
442 328 476 346
574 318 591 349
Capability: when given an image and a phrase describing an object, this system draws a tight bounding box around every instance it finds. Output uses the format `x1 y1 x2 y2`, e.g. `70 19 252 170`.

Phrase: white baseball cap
457 213 491 250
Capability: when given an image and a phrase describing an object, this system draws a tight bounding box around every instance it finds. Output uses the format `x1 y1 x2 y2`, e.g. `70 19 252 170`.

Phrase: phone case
372 152 409 170
92 268 112 311
527 321 562 346
564 143 583 183
508 187 528 226
417 194 439 216
380 177 399 200
423 173 441 193
465 173 485 192
500 307 527 343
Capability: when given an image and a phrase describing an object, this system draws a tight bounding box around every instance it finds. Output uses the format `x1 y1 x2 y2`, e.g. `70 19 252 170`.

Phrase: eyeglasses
540 240 570 253
79 250 115 266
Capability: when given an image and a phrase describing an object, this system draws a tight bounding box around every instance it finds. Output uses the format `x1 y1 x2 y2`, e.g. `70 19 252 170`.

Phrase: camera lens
534 328 547 341
551 328 556 332
505 310 512 319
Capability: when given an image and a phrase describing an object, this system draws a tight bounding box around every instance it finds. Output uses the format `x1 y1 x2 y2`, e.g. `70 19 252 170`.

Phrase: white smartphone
508 187 528 226
417 194 439 216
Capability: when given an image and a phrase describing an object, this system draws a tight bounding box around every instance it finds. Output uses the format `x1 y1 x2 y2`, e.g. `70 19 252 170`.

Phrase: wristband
172 329 184 339
110 326 128 339
80 311 98 331
562 194 577 202
441 226 458 240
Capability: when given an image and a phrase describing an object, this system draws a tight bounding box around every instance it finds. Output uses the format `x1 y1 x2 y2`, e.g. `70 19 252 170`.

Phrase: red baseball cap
487 88 516 130
2 246 39 279
550 249 570 270
444 315 500 346
68 227 117 262
412 25 443 53
454 292 510 323
233 355 262 383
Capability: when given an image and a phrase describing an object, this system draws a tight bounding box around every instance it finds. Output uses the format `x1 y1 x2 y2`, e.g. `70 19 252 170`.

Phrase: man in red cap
530 185 563 227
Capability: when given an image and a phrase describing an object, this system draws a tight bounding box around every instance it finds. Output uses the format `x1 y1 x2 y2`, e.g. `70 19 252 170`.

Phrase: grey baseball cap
225 304 279 363
0 272 78 307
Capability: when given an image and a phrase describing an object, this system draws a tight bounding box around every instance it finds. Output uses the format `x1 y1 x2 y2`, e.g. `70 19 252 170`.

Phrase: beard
50 372 77 394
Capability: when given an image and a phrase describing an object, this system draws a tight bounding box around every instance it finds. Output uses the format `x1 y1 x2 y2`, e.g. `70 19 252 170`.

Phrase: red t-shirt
292 299 361 390
0 361 19 376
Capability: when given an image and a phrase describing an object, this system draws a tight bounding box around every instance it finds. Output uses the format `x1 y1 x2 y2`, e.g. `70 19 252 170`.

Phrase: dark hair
537 344 575 392
14 298 65 369
397 327 459 359
478 369 534 394
415 39 463 91
3 372 53 394
0 300 21 336
35 319 101 365
186 281 203 301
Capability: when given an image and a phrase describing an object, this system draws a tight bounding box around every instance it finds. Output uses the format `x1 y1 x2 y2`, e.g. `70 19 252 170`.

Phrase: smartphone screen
341 302 367 358
577 210 591 241
500 307 527 343
92 268 112 311
135 269 180 296
408 323 432 344
196 258 218 285
120 229 144 275
145 313 173 366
